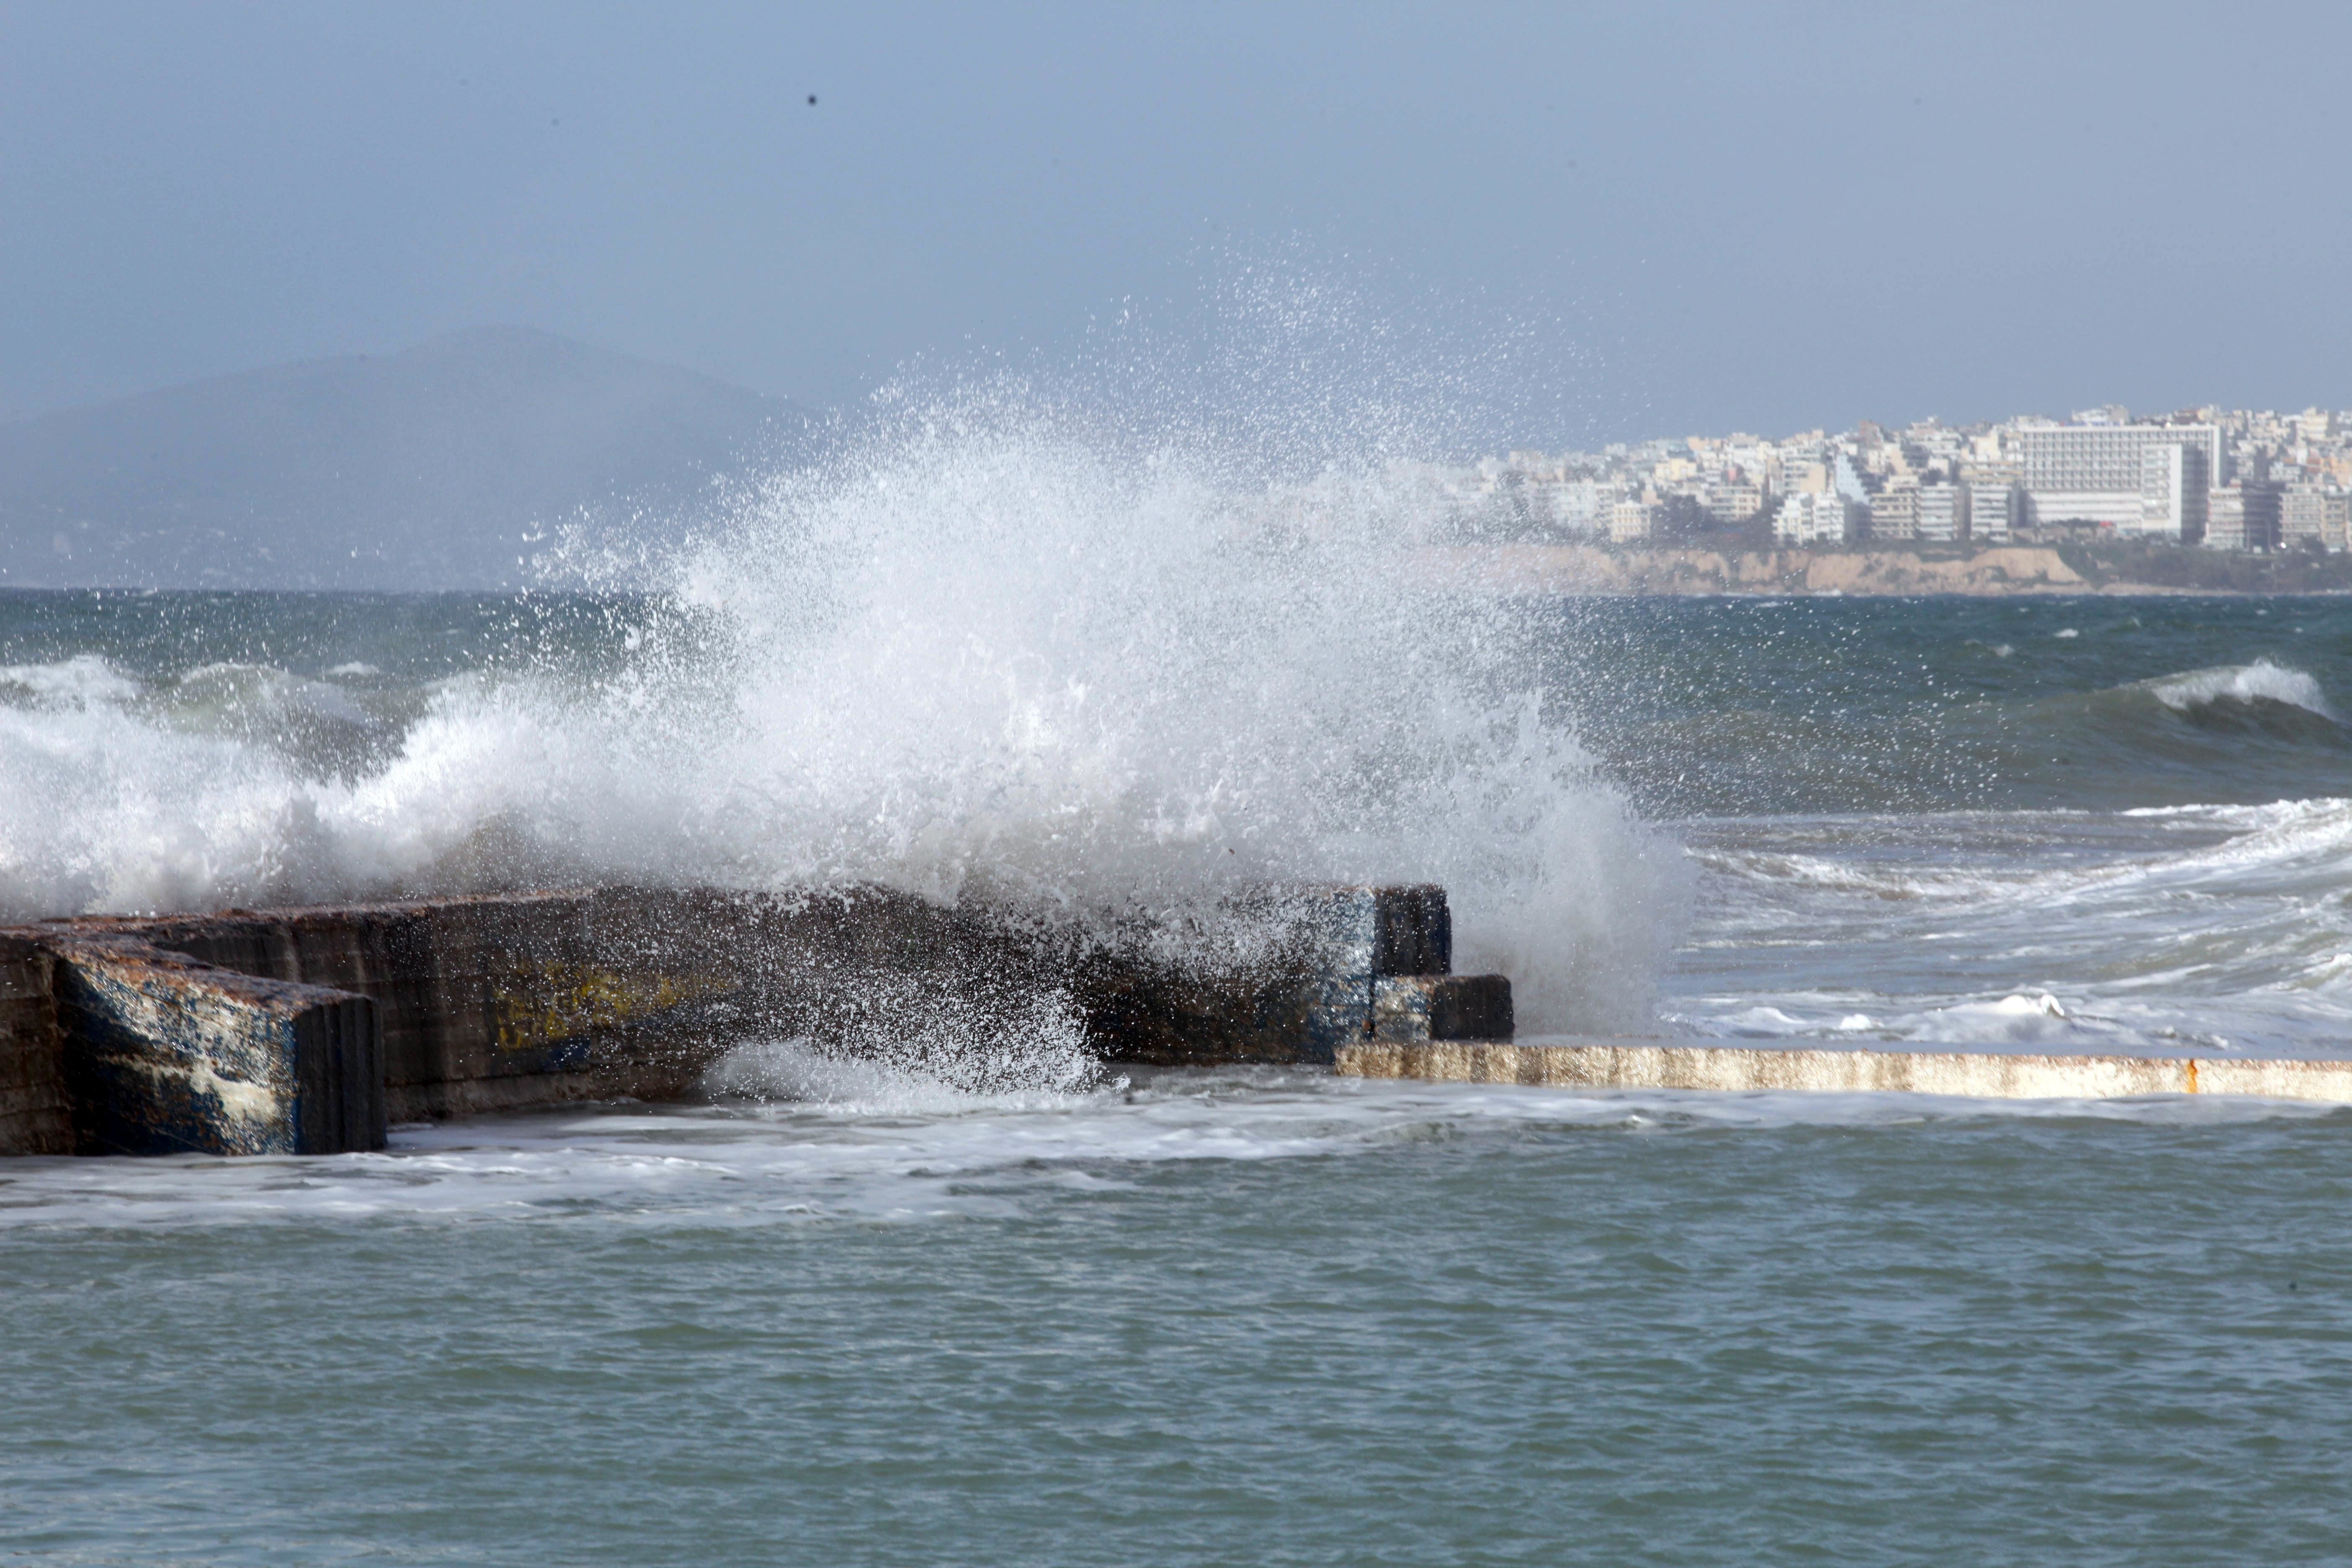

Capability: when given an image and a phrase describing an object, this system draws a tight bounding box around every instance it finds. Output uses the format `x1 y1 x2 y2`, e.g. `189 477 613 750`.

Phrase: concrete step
1335 1037 2352 1104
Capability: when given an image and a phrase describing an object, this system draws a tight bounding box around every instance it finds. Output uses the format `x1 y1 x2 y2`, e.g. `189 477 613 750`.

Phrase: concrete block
1074 884 1462 1064
50 935 383 1155
1371 974 1515 1042
0 935 72 1155
1277 884 1455 1056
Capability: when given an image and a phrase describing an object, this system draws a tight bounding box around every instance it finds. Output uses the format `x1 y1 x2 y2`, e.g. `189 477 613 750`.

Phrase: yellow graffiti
492 961 733 1054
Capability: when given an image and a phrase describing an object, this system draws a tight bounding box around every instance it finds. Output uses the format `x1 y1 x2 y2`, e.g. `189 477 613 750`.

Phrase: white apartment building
1546 477 1609 534
1870 483 1919 541
2139 443 2211 542
1916 483 1970 542
2018 423 2223 534
1969 480 2017 541
2280 483 2350 549
1774 492 1862 546
1706 482 1763 523
1609 498 1657 544
2205 486 2248 550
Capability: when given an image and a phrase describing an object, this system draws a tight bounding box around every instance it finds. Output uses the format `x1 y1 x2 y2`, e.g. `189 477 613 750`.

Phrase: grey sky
4 1 2347 445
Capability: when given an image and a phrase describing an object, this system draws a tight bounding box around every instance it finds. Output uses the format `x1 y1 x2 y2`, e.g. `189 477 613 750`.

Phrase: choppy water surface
7 1076 2352 1565
10 585 2352 1561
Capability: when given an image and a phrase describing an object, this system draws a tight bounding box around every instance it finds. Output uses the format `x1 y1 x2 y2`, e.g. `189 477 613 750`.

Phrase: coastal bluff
1429 544 2094 596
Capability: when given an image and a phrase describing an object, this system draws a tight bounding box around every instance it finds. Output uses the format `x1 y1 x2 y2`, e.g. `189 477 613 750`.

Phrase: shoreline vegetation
1435 539 2352 596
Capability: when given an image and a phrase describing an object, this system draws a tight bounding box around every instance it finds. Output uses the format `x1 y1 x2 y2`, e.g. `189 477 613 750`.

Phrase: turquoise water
6 1079 2351 1565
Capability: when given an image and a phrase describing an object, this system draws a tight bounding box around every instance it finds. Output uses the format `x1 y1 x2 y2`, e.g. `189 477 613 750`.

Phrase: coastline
1429 543 2352 596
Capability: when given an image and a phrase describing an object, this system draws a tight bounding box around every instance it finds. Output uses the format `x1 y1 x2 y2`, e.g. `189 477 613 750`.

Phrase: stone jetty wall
0 883 1505 1157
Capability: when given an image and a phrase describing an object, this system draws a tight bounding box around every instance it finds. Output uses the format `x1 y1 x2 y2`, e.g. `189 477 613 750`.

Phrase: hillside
0 328 806 590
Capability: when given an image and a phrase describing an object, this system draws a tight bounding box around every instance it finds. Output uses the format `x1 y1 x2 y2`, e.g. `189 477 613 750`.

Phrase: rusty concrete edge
38 931 373 1011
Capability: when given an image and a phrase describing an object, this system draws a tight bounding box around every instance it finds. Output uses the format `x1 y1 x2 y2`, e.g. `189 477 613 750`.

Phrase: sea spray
610 388 1687 1033
0 400 1689 1042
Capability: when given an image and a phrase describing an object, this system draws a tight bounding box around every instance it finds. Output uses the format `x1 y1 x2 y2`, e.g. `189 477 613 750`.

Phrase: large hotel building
2016 423 2220 539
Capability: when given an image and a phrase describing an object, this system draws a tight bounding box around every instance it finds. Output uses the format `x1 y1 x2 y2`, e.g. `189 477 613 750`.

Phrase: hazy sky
5 2 2348 444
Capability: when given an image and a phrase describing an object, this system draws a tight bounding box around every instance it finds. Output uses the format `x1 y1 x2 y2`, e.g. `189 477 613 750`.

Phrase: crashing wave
2138 659 2335 719
0 381 1689 1034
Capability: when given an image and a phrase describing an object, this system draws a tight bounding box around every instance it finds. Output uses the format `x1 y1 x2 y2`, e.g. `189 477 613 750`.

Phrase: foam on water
0 376 1687 1034
2142 658 2335 717
1674 797 2352 1054
0 652 147 709
0 1066 2330 1232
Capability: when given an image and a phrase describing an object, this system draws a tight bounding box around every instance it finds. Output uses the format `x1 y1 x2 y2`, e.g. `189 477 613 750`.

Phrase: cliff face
1429 545 2092 596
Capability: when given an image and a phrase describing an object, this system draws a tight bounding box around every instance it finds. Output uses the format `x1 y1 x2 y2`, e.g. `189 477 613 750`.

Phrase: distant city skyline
1445 402 2352 552
6 2 2352 444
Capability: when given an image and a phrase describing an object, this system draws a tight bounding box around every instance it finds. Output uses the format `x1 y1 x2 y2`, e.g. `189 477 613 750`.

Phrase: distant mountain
0 327 808 590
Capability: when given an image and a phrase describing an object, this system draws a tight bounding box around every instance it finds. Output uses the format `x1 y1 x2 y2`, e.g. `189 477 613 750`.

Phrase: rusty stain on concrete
490 960 735 1055
1335 1038 2352 1105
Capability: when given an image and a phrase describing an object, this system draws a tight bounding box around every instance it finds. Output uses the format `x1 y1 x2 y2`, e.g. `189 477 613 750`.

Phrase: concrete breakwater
1338 1037 2352 1104
15 881 2348 1161
0 883 1505 1157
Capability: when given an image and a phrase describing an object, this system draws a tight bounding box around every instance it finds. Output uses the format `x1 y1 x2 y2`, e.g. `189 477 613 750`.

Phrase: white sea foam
0 374 1689 1032
2141 659 2335 718
1675 798 2352 1056
0 1069 2328 1232
0 654 142 709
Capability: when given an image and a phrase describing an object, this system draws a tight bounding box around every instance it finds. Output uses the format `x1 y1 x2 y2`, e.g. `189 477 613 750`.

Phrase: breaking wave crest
0 382 1689 1033
2139 659 2335 719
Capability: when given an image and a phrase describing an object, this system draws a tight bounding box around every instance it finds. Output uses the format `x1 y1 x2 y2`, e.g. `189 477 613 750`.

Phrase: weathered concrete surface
5 883 1498 1151
0 935 72 1155
1371 974 1513 1044
1083 883 1474 1065
48 886 1005 1120
1335 1038 2352 1104
49 934 383 1155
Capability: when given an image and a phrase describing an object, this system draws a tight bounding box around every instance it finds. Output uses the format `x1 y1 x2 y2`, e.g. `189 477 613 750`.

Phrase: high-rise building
1870 483 1919 541
2279 483 2347 549
2018 423 2223 534
1969 480 2017 541
1916 484 1970 542
2139 443 2210 542
1774 492 1863 546
2242 483 2284 551
2204 486 2247 550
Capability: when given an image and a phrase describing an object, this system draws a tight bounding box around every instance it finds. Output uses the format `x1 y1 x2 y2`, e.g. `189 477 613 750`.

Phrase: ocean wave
1700 799 2352 916
0 381 1691 1033
2138 659 2335 719
0 653 142 710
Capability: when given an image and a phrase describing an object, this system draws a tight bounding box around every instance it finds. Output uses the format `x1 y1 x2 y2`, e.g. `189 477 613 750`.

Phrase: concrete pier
28 879 2346 1158
1336 1037 2352 1106
0 882 1509 1156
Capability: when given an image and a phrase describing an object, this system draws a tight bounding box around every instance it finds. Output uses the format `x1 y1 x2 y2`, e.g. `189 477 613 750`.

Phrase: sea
6 434 2352 1561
